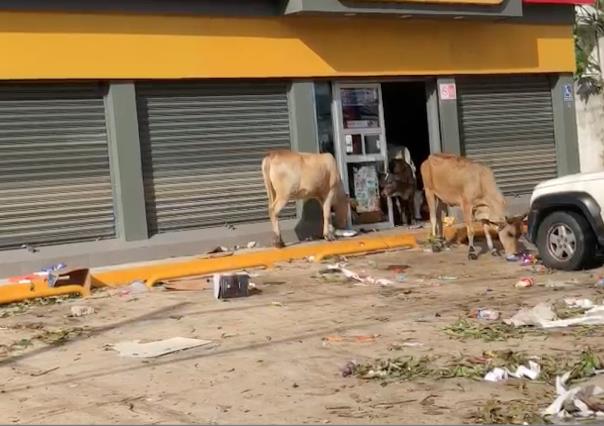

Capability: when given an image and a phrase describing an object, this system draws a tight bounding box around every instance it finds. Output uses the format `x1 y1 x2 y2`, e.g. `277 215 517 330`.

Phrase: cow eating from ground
420 153 522 260
380 159 416 226
261 150 349 248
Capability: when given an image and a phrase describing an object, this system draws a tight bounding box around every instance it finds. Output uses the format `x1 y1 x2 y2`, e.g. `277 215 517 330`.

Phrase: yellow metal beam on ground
92 233 417 288
0 282 90 306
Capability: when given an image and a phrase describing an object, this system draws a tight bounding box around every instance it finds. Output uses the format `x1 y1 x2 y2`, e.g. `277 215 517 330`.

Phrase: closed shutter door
0 84 115 250
136 82 295 235
458 75 558 195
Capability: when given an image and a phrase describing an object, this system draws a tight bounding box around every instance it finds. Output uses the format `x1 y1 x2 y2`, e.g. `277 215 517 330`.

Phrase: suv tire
536 211 596 271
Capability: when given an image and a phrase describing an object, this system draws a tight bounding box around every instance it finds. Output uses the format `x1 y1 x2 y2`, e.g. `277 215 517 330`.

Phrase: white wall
576 91 604 172
576 27 604 173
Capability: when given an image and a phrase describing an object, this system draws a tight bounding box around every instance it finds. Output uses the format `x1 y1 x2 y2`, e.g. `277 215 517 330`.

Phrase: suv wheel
536 211 596 271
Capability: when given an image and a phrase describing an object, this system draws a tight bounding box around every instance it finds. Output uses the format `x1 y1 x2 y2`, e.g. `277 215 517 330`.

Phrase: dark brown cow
380 159 416 226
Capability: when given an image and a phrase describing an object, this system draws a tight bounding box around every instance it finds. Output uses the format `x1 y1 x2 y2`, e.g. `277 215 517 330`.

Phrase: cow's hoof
324 233 335 242
431 244 442 253
491 249 501 257
273 238 285 249
468 251 478 260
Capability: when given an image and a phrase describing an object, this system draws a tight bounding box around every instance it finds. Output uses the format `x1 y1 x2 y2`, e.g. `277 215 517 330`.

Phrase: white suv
527 171 604 270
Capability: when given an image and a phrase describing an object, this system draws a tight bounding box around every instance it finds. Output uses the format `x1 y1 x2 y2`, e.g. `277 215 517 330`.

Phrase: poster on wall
353 165 380 213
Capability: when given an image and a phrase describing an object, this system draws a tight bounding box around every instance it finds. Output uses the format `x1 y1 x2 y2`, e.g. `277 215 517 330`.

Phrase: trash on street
325 264 393 286
69 306 95 317
506 302 604 328
111 337 212 358
514 277 535 288
543 371 604 419
473 309 500 321
484 360 541 382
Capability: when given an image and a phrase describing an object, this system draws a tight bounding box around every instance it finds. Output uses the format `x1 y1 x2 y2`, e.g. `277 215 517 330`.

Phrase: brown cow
420 153 521 260
262 150 349 248
380 159 416 226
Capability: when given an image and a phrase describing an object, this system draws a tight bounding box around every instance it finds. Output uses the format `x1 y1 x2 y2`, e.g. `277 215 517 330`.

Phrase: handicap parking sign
563 84 574 102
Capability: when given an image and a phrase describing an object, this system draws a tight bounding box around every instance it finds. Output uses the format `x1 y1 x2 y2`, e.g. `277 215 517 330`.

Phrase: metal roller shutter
0 83 115 250
458 75 558 195
136 82 295 235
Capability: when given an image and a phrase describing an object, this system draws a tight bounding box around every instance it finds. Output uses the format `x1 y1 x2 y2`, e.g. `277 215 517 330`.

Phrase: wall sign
439 83 457 101
563 83 574 102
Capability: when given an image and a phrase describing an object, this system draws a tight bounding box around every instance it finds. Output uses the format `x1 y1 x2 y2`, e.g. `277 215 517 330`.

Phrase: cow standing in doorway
380 159 416 226
420 153 522 259
261 150 349 248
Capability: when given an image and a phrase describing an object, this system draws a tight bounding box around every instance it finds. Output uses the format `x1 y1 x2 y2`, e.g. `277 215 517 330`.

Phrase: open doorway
381 81 431 225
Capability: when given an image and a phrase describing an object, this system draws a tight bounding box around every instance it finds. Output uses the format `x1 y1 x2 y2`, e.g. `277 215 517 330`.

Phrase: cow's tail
261 156 275 209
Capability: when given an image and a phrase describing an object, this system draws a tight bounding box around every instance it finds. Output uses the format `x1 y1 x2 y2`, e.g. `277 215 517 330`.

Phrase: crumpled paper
543 371 604 418
505 303 604 328
484 360 541 382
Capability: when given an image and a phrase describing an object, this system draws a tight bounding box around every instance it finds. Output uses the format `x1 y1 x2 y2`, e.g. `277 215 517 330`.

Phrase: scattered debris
334 229 358 238
120 281 149 296
207 246 229 254
473 309 500 321
271 301 284 307
164 277 211 291
213 273 249 299
545 280 573 289
444 319 536 342
484 360 541 382
69 306 95 317
388 341 424 350
246 241 257 249
506 302 604 328
21 243 38 253
471 399 546 425
41 263 67 275
385 264 410 273
316 268 351 283
340 361 357 377
395 274 407 283
565 298 595 309
437 275 458 281
514 277 535 288
112 337 212 358
520 253 538 266
30 366 60 377
323 334 379 344
505 303 557 327
325 264 393 286
595 277 604 288
543 371 604 419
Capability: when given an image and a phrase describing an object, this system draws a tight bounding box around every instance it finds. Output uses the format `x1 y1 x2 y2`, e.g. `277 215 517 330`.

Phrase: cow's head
494 216 524 257
380 172 399 198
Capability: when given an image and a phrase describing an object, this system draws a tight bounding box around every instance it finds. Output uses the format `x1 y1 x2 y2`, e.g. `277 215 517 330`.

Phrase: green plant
575 2 604 101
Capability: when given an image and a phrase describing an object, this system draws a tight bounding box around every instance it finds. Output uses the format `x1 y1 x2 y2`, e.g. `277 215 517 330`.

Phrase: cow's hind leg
462 200 477 260
484 222 500 256
407 196 416 226
395 197 405 226
424 188 443 252
322 191 336 241
270 197 288 248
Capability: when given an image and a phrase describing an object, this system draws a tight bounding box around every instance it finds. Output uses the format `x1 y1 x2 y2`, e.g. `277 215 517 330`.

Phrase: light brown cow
262 150 349 248
420 153 521 260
